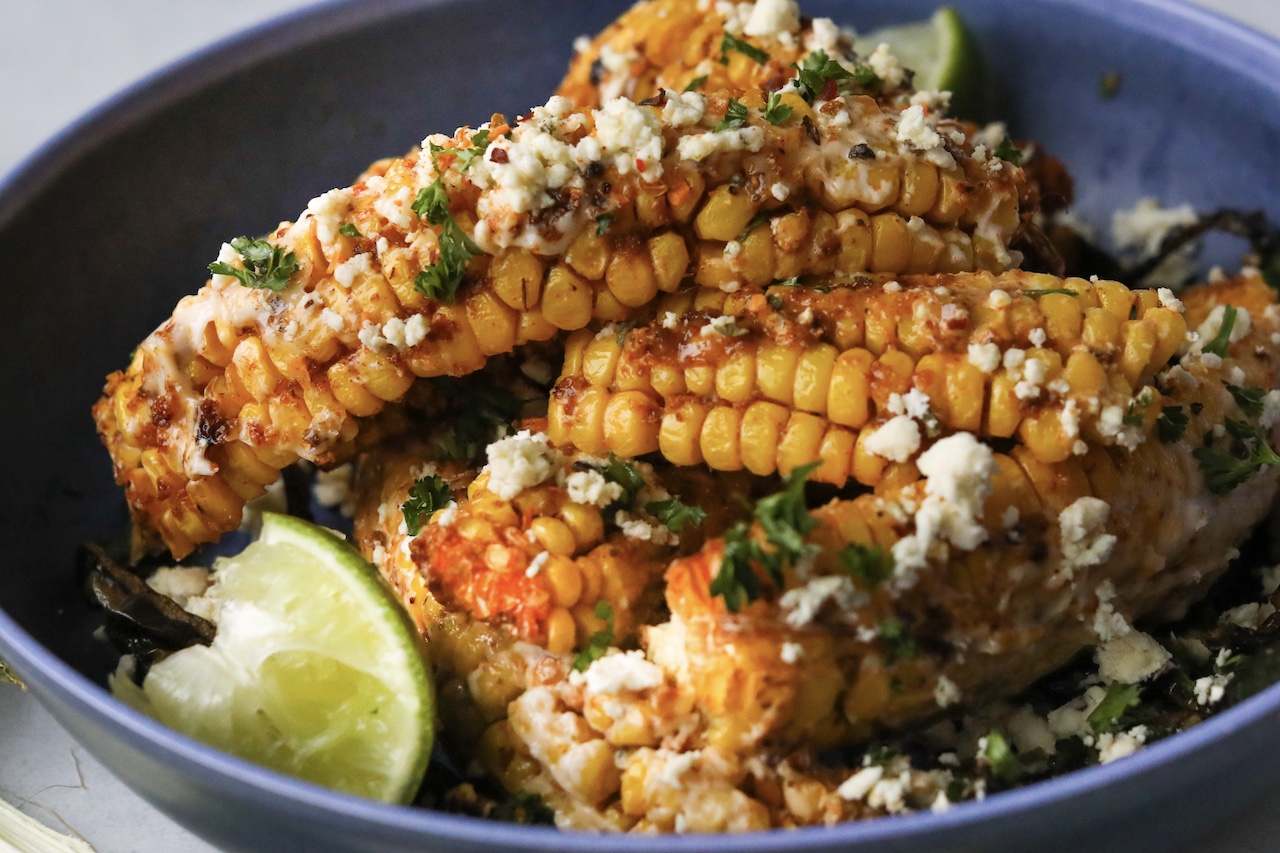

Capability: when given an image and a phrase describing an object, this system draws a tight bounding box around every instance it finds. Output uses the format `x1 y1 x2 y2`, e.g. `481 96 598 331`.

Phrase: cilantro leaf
1227 384 1266 419
454 128 491 171
645 497 707 534
720 33 769 65
684 74 709 93
595 212 615 237
571 601 615 671
753 461 820 566
791 50 873 104
994 137 1023 166
737 212 768 243
715 98 749 132
338 223 362 239
412 178 451 224
1203 304 1237 358
430 378 523 461
710 523 767 612
838 542 894 587
762 91 793 125
1124 388 1154 427
1087 682 1143 733
1021 288 1079 297
600 455 647 507
877 618 917 663
402 474 452 535
1194 419 1280 494
1157 406 1189 442
208 237 299 292
982 730 1022 783
414 219 481 304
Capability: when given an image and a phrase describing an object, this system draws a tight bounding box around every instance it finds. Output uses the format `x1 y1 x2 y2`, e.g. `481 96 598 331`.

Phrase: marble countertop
3 1 1280 851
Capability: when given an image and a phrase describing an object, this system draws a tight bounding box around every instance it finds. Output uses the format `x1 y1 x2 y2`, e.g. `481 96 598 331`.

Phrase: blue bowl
3 0 1280 851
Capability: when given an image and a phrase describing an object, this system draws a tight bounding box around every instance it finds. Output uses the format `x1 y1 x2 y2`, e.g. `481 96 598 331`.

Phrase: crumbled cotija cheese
565 469 625 507
1095 630 1171 684
334 253 374 288
1059 497 1118 575
1111 197 1197 257
575 650 665 694
863 415 922 462
778 575 866 628
662 90 707 127
744 0 800 37
484 430 563 499
305 187 354 249
968 342 1001 373
594 97 665 176
677 126 765 161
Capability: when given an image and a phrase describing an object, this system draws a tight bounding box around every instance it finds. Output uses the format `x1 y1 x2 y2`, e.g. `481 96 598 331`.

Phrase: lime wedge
856 6 988 121
116 513 433 803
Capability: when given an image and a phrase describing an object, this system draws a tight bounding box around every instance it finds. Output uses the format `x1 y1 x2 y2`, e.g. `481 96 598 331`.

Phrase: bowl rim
4 0 1280 848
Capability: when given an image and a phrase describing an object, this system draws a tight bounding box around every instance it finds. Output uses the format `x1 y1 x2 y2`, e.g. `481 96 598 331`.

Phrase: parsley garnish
1157 406 1190 442
753 462 820 562
1021 288 1079 297
684 74 709 93
1228 384 1266 418
208 237 299 292
762 91 793 125
600 455 646 504
595 212 615 237
737 212 768 243
454 128 491 171
412 178 451 224
720 33 769 65
877 618 917 663
401 474 452 535
645 497 707 533
1124 388 1154 427
338 223 362 239
792 50 874 104
1203 304 1237 358
710 523 768 612
571 601 615 671
715 98 749 132
838 542 894 587
414 219 481 304
994 137 1023 166
1193 418 1280 494
983 730 1022 783
613 319 636 346
1086 682 1142 733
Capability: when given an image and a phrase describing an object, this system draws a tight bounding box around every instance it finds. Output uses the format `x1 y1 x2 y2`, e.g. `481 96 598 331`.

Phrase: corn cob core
549 270 1188 485
95 80 1025 557
652 274 1280 753
557 0 892 110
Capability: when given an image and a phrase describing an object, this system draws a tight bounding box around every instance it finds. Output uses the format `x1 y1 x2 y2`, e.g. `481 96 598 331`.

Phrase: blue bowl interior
3 0 1280 851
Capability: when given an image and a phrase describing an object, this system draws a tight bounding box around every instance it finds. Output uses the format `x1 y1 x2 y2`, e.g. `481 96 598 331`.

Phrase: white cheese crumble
1157 287 1185 313
780 642 804 664
1028 327 1047 348
883 280 902 293
744 0 800 38
662 90 707 127
863 415 922 462
934 675 961 708
484 430 563 500
836 765 884 801
593 97 665 176
867 43 907 89
677 126 765 161
526 551 550 578
778 575 866 628
1058 497 1117 576
334 253 374 288
1193 673 1232 706
565 469 625 508
1111 197 1197 257
319 308 345 331
701 314 748 337
1095 630 1171 684
770 181 791 201
894 103 955 170
304 187 354 251
968 342 1001 374
1096 726 1148 764
988 289 1012 309
572 650 664 695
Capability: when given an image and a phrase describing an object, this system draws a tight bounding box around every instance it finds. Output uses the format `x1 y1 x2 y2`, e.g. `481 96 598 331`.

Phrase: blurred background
1 1 1278 851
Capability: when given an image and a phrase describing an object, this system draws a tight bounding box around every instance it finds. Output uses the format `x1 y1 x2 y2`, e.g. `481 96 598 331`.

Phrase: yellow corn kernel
716 349 757 404
736 225 776 288
694 185 757 242
231 337 283 401
806 211 840 276
668 169 706 223
813 427 856 485
1011 445 1090 514
560 504 605 551
898 160 940 216
1145 307 1187 370
569 385 610 455
685 363 716 397
542 264 596 330
772 209 811 253
778 412 826 476
1094 280 1135 321
604 390 661 457
700 406 744 470
1119 320 1157 387
606 241 660 307
635 187 670 229
546 607 577 655
464 290 519 356
930 169 970 224
739 400 790 476
870 348 915 412
531 517 577 556
793 343 838 414
834 208 874 275
1019 408 1073 464
755 341 800 406
1082 307 1122 352
328 360 384 417
660 400 708 466
582 335 622 387
546 556 583 608
649 231 690 292
905 223 944 274
565 228 610 280
650 360 687 397
852 427 888 485
489 248 544 310
1063 350 1107 398
592 287 631 322
986 373 1022 437
827 348 875 427
351 348 415 402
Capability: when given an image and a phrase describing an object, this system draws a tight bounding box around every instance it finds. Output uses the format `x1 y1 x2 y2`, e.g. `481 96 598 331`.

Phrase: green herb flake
762 91 793 126
492 793 556 826
684 74 709 93
600 455 647 507
1227 384 1267 419
402 474 453 535
414 220 481 304
613 319 636 347
454 128 491 172
1193 418 1280 494
595 212 615 237
208 236 300 292
1021 288 1079 297
983 730 1022 783
877 618 918 663
571 601 615 672
1203 304 1238 358
737 211 769 243
1087 682 1143 734
994 137 1024 167
1124 388 1154 427
645 497 707 534
710 523 767 612
772 276 801 288
338 223 362 239
720 32 769 65
1157 406 1190 443
753 462 820 565
715 97 750 132
839 542 895 587
792 50 872 104
412 179 452 224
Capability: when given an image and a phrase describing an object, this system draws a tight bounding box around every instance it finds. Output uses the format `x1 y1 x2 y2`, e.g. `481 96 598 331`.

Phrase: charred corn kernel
569 385 610 455
835 209 874 274
695 185 756 242
604 390 662 457
531 517 577 557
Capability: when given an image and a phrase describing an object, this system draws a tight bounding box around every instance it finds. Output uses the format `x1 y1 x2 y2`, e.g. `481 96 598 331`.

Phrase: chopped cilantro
454 128 491 171
715 98 749 132
645 497 707 534
762 91 793 125
710 523 768 612
792 50 870 104
491 793 556 826
839 542 894 587
1087 682 1142 733
983 730 1022 783
412 179 451 224
414 219 481 304
430 379 523 461
1124 388 1154 427
571 601 615 672
1157 406 1190 443
684 74 709 93
737 212 769 243
1203 304 1237 358
1021 288 1079 297
994 137 1023 166
1227 384 1267 419
877 618 917 663
772 276 801 287
402 474 452 535
613 319 636 346
208 237 299 292
720 32 769 65
338 222 362 239
753 462 820 563
595 212 615 237
1193 418 1280 494
600 455 647 507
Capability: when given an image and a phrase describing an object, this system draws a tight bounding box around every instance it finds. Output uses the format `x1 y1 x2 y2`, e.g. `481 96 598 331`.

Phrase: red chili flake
636 158 647 173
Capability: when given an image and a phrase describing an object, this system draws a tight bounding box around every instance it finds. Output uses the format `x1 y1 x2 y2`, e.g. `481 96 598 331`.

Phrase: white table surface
4 1 1280 851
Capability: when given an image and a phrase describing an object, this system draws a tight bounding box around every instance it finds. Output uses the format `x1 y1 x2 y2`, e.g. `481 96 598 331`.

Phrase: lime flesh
856 6 989 122
119 513 433 803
